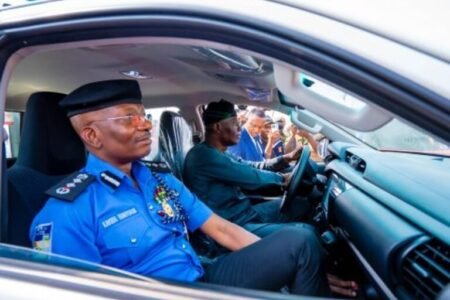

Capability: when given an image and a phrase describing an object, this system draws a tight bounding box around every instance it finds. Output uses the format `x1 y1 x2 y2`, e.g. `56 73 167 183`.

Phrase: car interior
0 34 449 300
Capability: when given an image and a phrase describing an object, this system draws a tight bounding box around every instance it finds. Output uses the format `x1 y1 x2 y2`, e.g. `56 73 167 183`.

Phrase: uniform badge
100 171 121 189
33 223 53 252
162 202 175 217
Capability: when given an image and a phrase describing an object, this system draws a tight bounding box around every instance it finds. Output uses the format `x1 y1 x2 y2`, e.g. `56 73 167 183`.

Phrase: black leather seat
159 111 194 181
6 92 86 247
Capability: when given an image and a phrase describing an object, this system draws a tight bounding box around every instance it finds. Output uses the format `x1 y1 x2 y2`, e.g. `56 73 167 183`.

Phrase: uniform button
148 205 153 210
182 244 186 249
130 237 137 244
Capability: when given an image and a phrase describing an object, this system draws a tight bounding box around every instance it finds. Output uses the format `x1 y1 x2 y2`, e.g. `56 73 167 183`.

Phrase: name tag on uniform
33 223 53 252
117 208 137 220
102 207 138 229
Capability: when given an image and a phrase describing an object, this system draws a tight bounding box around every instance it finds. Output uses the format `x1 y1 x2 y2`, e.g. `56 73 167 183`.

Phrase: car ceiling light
243 87 273 102
120 70 152 80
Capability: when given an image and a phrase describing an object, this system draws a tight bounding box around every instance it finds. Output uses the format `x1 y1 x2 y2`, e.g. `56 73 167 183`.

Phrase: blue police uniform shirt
260 139 285 158
29 153 213 281
272 140 285 157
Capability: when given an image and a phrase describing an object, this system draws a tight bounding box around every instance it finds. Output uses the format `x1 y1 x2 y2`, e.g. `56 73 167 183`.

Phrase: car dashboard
320 142 450 300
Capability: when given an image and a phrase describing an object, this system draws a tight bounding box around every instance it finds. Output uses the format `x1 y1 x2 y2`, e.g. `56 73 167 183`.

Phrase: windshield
297 73 450 156
344 119 450 156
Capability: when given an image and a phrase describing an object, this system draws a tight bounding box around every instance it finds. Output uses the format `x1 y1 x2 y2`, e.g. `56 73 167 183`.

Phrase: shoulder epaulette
45 172 95 202
141 160 172 173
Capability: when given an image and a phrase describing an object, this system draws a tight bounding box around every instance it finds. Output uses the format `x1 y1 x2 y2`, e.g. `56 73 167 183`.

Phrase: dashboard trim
341 233 397 300
326 160 449 244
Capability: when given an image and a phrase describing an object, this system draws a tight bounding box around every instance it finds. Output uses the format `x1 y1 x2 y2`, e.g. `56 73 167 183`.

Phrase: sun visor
274 64 392 132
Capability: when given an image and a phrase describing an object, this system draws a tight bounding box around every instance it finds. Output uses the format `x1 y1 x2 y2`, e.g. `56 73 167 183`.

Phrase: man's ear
212 123 222 134
79 126 102 149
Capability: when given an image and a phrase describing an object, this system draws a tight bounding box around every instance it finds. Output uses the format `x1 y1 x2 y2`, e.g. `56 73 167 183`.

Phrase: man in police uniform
28 80 339 296
260 115 285 159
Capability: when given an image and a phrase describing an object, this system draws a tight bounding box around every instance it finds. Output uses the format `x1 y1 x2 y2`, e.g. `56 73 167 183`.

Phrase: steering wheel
280 146 311 214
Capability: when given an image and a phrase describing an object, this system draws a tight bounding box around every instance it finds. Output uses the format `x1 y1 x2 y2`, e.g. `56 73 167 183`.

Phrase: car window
297 75 450 156
235 105 324 161
344 119 450 155
3 111 21 159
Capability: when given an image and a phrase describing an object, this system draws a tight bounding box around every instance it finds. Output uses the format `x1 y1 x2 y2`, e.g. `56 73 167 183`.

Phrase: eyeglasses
92 113 152 127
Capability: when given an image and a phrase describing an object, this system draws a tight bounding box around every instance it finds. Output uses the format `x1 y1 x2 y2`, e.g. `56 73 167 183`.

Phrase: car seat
159 111 194 181
6 92 86 247
158 111 225 261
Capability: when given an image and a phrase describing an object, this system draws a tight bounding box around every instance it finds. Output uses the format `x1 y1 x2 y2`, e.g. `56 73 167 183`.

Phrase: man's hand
289 124 298 136
283 144 303 163
327 274 358 297
267 130 281 143
281 172 291 186
296 129 311 139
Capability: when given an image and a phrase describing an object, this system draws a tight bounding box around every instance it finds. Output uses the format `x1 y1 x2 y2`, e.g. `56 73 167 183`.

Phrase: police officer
260 115 285 159
29 80 336 296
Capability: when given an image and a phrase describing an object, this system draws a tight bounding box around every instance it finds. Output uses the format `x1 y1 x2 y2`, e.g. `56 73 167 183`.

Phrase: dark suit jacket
227 128 264 161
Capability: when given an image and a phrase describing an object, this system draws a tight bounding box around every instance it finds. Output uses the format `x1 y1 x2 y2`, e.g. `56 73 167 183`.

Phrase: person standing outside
227 108 266 161
260 115 285 159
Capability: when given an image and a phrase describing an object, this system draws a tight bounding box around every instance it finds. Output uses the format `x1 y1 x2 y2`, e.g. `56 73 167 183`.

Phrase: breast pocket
102 215 151 267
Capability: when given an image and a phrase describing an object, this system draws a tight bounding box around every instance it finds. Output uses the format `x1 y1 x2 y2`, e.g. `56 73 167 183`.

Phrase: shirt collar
85 153 148 191
244 127 256 143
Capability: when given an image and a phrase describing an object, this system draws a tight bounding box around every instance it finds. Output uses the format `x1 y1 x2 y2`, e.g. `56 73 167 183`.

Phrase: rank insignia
46 172 95 202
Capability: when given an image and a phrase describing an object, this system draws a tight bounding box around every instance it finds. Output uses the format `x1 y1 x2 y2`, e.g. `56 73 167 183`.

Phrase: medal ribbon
151 171 189 238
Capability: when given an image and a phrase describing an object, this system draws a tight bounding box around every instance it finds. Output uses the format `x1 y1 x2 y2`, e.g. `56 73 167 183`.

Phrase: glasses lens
130 114 152 126
129 115 140 126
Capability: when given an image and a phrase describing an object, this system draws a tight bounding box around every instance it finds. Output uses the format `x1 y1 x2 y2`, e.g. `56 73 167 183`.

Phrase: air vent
400 239 450 299
345 152 366 172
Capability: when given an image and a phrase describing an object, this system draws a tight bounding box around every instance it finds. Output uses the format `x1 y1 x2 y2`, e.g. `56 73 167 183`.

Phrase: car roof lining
5 37 279 109
4 36 394 132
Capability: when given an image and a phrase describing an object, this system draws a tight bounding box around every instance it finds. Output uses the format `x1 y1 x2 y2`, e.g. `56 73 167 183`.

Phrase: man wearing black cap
28 80 339 297
184 100 309 238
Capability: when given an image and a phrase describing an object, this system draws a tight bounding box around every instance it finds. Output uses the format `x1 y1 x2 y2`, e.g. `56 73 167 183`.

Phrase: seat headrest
16 92 86 175
159 111 193 179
